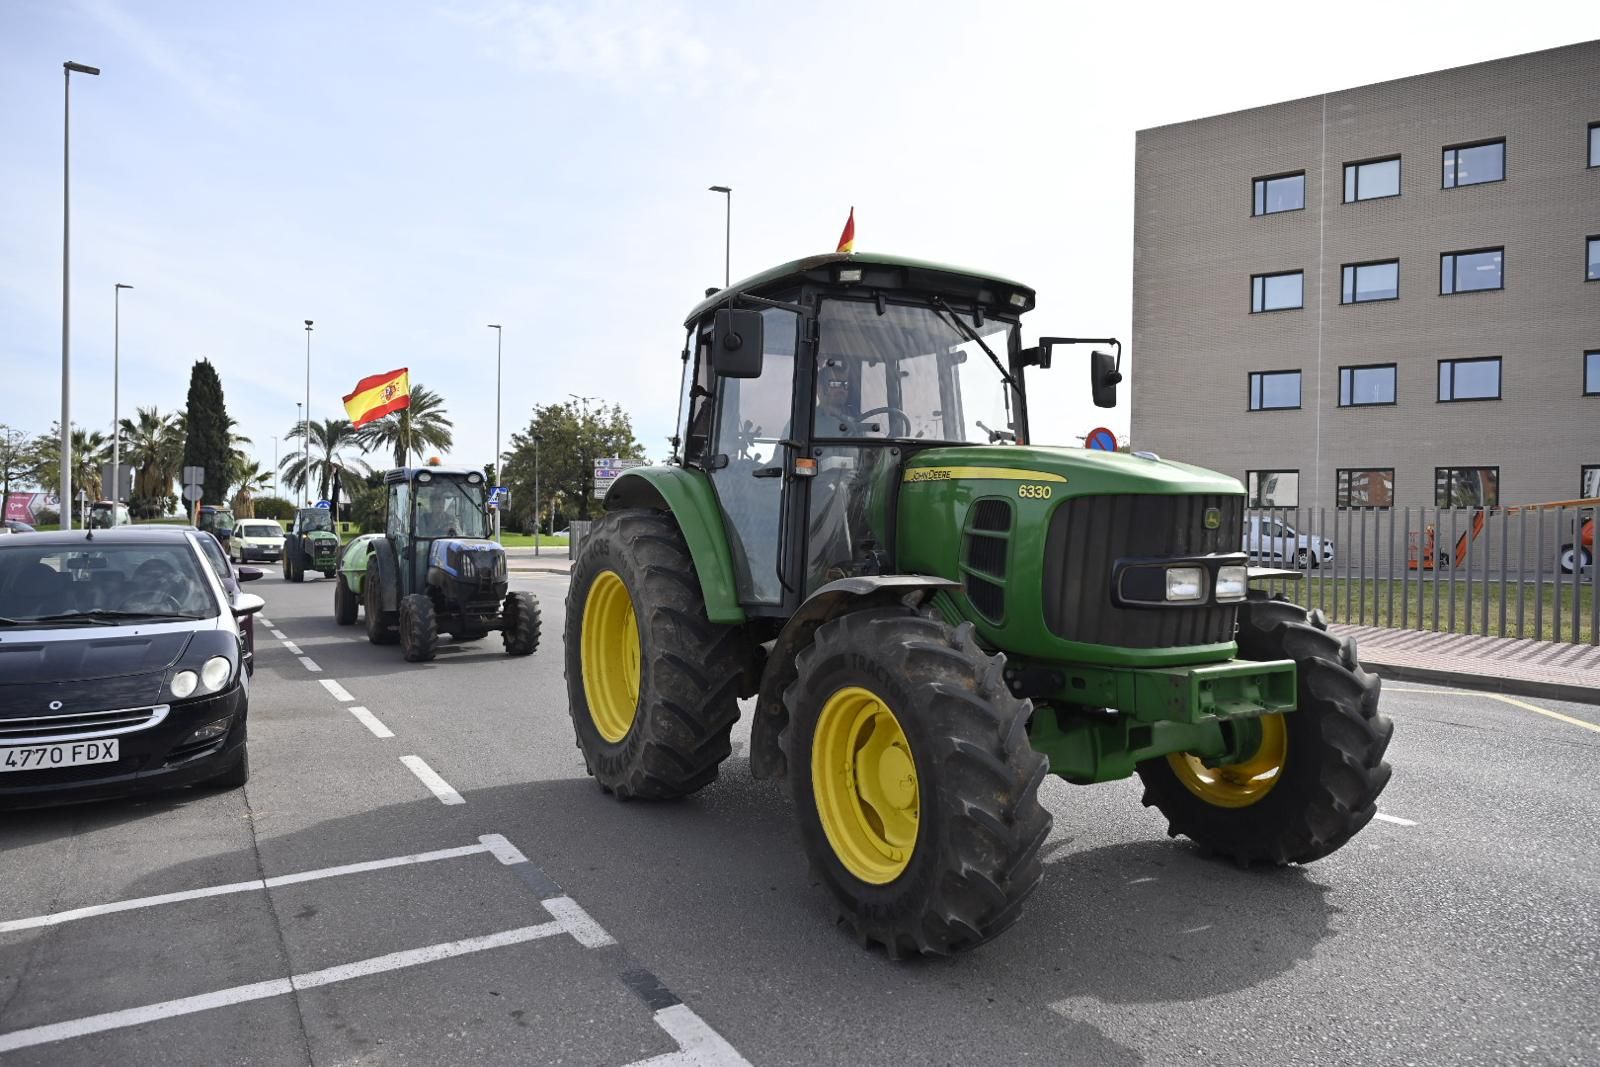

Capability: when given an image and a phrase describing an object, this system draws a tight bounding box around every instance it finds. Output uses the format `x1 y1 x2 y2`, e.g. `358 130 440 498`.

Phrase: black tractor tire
334 576 358 625
1136 594 1394 866
400 593 438 663
780 608 1051 959
321 569 336 580
563 508 749 800
502 591 541 656
289 547 305 583
364 571 397 645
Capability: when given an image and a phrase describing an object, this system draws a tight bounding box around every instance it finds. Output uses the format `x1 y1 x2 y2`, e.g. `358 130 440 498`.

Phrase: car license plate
0 739 119 773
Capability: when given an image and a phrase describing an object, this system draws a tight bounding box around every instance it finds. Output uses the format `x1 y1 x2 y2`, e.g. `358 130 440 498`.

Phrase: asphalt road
3 569 1598 1066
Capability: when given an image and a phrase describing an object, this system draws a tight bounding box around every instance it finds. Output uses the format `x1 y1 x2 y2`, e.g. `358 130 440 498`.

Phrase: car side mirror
1091 349 1122 409
237 566 264 583
712 308 764 378
231 591 265 616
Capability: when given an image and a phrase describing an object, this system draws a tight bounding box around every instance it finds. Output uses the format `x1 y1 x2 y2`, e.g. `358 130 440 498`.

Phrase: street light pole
487 323 502 543
303 320 313 505
112 283 132 504
272 435 278 500
533 432 541 557
295 402 302 502
60 60 100 530
709 185 731 288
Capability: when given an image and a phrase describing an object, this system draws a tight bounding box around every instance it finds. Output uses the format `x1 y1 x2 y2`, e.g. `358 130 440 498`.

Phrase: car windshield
0 540 219 625
814 299 1017 442
413 479 488 539
299 510 334 532
237 522 281 538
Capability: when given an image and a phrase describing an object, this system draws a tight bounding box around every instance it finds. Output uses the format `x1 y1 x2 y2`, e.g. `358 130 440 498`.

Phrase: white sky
0 1 1586 480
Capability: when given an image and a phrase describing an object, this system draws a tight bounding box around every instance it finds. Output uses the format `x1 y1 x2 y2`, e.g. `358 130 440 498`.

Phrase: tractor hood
901 445 1244 498
427 538 506 580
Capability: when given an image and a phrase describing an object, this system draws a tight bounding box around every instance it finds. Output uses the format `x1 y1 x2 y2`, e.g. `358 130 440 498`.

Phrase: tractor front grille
1041 494 1243 648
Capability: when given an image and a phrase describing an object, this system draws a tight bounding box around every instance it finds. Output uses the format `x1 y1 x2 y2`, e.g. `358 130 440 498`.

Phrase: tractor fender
748 575 960 780
368 537 402 614
605 466 745 624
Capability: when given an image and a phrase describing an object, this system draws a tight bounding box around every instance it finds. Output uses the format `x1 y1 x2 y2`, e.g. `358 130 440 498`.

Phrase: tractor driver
416 489 459 539
814 359 859 437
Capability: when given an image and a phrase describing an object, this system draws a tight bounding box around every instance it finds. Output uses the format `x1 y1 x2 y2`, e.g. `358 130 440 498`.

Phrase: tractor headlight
1214 566 1248 602
460 551 477 578
1165 567 1205 602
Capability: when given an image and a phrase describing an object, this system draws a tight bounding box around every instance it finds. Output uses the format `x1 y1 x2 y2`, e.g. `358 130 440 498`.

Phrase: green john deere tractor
564 253 1394 959
334 466 540 662
282 507 340 582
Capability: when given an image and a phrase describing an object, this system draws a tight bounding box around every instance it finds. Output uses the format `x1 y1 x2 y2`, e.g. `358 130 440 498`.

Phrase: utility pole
60 60 101 529
112 282 132 503
303 320 313 504
534 432 542 557
487 324 502 543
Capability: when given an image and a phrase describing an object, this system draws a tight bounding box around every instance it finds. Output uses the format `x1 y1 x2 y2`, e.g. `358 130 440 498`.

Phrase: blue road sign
314 500 331 509
1085 427 1118 452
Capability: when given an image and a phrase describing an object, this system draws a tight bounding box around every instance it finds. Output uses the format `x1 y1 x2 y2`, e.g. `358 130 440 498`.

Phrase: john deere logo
1204 508 1222 530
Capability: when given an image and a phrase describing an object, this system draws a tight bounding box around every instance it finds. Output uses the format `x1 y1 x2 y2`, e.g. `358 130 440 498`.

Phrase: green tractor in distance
565 252 1394 959
282 507 341 581
333 466 540 662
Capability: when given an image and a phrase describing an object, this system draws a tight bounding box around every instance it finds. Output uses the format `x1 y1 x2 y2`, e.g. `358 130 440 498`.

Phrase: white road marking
624 1004 754 1067
297 656 322 673
1374 812 1417 827
0 842 493 934
269 629 287 640
280 639 302 654
479 833 529 865
348 706 394 739
319 679 355 702
0 924 563 1054
255 616 272 627
401 755 464 804
541 895 617 948
1385 687 1600 735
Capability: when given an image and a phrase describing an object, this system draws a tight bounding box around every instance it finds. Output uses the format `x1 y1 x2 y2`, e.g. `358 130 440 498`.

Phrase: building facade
1132 40 1600 511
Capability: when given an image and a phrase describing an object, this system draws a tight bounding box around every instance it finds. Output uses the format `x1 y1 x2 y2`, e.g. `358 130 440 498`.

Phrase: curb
1362 660 1600 708
508 565 572 576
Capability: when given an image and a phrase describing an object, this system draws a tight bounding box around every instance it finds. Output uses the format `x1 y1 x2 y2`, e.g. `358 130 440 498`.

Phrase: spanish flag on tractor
836 207 855 254
343 368 411 429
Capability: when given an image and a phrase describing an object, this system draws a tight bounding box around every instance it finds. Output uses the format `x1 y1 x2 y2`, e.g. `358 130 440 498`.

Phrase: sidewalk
505 547 572 576
1333 623 1600 705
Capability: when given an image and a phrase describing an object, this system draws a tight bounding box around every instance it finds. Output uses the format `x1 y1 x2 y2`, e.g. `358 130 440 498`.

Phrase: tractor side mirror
1019 343 1052 369
1091 349 1122 409
712 308 764 378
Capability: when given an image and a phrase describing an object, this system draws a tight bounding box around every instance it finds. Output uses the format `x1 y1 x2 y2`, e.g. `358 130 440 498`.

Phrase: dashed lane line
319 679 355 702
255 616 272 627
1386 686 1600 735
348 706 394 739
280 639 303 655
297 656 322 673
1374 812 1418 827
269 629 287 640
400 755 464 804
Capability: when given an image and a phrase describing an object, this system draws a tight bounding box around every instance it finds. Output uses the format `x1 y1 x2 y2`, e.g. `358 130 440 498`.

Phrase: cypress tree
181 360 232 507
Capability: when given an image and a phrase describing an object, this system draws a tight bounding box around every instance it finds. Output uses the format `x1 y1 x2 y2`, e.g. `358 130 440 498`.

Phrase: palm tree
229 461 275 518
30 425 109 517
280 418 369 505
354 384 454 468
119 407 182 517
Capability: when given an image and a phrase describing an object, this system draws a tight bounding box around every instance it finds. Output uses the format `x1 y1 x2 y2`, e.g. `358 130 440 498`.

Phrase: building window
1252 172 1305 215
1586 350 1600 396
1442 139 1505 188
1343 157 1400 202
1589 122 1599 168
1341 260 1399 303
1247 470 1299 508
1440 247 1503 294
1435 467 1499 508
1339 363 1397 406
1438 357 1501 402
1588 236 1600 281
1251 270 1303 313
1248 370 1301 411
1337 468 1395 509
1583 465 1600 499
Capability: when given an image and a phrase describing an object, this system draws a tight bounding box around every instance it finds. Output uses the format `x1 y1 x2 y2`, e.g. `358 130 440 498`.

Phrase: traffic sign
1085 427 1118 452
488 486 508 510
315 500 331 509
592 457 647 500
181 484 203 502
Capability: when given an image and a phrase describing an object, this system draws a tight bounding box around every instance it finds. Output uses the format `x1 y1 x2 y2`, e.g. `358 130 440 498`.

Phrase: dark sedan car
0 526 262 807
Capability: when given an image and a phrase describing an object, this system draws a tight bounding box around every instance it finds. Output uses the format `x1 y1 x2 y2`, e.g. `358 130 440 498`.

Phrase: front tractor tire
780 609 1051 959
502 591 541 656
288 550 304 583
1136 594 1394 866
400 593 438 662
563 508 747 800
333 576 358 625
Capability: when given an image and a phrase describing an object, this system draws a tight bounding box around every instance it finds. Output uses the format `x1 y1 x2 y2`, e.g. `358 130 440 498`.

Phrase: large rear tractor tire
780 609 1051 958
288 546 304 583
1135 594 1394 866
563 508 748 800
364 569 397 645
502 591 541 657
333 576 358 625
400 593 438 663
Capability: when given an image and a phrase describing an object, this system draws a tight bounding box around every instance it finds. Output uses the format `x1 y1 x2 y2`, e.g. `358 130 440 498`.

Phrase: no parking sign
1085 427 1118 451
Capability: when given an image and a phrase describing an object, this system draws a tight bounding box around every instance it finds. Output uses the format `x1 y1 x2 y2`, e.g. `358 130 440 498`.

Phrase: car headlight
171 670 199 698
1215 565 1248 602
1166 567 1205 602
201 656 232 691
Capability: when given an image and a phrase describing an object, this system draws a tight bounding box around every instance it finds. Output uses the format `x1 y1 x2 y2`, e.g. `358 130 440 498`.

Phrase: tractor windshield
814 299 1016 443
298 510 333 532
414 479 488 540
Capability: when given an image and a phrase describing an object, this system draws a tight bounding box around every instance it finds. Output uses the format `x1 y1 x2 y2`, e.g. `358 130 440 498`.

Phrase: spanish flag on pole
343 368 411 429
836 207 855 254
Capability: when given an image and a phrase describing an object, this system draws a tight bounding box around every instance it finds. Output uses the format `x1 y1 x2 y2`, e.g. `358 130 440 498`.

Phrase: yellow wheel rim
1167 713 1288 809
811 686 920 885
581 570 641 743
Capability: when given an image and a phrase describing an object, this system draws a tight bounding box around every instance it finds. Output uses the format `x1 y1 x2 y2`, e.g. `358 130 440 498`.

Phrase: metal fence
1244 503 1596 645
